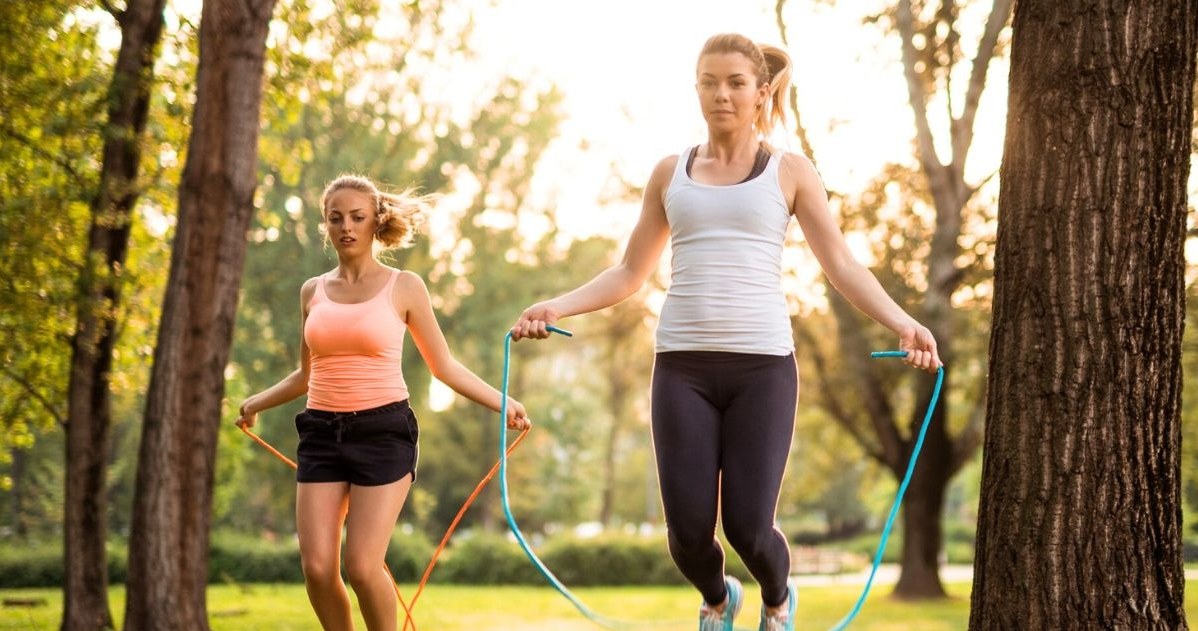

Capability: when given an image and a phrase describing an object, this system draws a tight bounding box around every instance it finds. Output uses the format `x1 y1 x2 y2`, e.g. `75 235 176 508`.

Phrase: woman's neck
703 128 760 163
333 254 383 283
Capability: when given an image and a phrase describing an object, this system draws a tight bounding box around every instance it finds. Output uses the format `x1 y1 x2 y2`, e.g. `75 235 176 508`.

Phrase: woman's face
696 52 768 133
324 188 378 255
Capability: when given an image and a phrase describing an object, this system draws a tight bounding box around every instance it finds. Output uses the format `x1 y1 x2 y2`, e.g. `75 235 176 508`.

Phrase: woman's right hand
510 301 562 341
235 399 259 429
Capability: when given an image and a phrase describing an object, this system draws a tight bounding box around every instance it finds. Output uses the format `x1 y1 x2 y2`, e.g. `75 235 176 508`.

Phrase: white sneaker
699 575 744 631
758 579 796 631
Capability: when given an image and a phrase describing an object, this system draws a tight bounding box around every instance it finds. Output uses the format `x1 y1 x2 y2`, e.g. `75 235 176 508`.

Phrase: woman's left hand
897 322 942 373
505 397 531 431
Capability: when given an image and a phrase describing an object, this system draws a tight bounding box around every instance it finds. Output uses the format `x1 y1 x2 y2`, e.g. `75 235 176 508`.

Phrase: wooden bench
790 546 855 575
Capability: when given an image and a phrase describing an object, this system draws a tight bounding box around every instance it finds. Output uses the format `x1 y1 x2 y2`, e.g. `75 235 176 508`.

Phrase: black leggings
651 351 797 608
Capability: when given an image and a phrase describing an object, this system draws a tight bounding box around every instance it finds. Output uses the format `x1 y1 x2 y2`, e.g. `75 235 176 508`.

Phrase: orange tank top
304 269 410 411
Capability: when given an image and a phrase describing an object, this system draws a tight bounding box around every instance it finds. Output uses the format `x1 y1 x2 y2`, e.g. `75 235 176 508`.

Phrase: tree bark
123 0 276 628
62 1 165 629
970 1 1197 628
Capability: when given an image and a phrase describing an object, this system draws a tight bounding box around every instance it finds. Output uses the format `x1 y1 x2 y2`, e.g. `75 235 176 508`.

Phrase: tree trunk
123 1 276 628
62 1 165 629
598 373 625 527
893 380 951 599
970 1 1196 628
11 446 27 539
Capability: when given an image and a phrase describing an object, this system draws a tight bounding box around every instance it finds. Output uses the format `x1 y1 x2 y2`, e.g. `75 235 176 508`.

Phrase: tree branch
896 0 945 178
1 126 88 188
941 0 958 132
98 0 124 24
951 0 1014 167
774 0 821 165
828 290 906 471
966 166 1001 202
1 366 65 427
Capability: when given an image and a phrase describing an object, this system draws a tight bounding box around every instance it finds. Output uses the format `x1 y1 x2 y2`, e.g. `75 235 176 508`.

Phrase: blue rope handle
829 351 944 631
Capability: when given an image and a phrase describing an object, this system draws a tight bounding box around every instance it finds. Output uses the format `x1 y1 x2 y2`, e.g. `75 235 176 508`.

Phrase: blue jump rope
499 327 945 630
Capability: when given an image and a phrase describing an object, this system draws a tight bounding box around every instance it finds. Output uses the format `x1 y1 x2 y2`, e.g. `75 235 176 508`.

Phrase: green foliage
537 534 685 586
207 531 303 584
0 1 102 478
385 528 437 582
0 1 194 539
433 533 542 585
0 539 128 588
431 533 686 586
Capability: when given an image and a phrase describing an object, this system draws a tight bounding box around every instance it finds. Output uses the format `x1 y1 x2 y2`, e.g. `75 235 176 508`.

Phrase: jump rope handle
871 350 908 358
546 325 573 337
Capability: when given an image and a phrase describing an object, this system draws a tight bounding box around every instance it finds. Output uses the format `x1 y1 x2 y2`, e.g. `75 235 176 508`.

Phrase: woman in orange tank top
235 174 529 631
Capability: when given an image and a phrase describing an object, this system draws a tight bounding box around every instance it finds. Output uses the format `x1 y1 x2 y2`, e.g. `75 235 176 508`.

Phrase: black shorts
294 400 419 486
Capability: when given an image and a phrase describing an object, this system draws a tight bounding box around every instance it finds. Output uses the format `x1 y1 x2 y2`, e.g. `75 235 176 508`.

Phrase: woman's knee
668 526 717 556
723 520 781 558
343 554 384 589
301 554 342 587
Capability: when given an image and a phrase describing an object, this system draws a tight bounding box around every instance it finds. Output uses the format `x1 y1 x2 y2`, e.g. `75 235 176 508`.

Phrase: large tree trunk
123 1 276 628
62 1 165 629
969 1 1196 628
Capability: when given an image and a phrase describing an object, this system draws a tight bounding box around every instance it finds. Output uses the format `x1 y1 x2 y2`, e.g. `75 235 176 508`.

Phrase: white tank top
655 146 795 355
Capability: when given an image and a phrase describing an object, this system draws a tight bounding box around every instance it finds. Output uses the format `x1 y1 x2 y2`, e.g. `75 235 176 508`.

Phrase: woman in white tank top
512 33 940 631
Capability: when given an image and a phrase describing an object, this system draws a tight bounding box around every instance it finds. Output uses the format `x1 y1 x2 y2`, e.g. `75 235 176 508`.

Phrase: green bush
0 529 439 587
208 528 438 584
385 529 435 582
0 541 128 588
833 531 901 564
0 544 63 588
538 534 684 586
208 531 303 583
433 533 542 585
0 530 767 587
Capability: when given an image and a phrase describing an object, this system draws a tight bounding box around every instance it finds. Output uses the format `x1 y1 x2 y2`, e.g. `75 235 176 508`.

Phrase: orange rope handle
237 421 531 631
238 424 298 469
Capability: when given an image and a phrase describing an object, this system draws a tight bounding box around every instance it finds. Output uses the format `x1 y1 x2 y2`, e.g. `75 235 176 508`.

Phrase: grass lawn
2 581 1196 630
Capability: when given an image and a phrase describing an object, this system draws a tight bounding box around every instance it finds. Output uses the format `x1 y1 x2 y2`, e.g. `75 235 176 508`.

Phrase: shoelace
698 606 725 630
761 612 789 631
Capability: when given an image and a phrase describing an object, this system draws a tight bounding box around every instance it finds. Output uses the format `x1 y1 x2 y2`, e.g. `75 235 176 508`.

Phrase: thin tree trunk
123 0 276 628
599 355 629 527
62 1 165 629
893 382 951 599
11 446 27 539
970 1 1196 628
